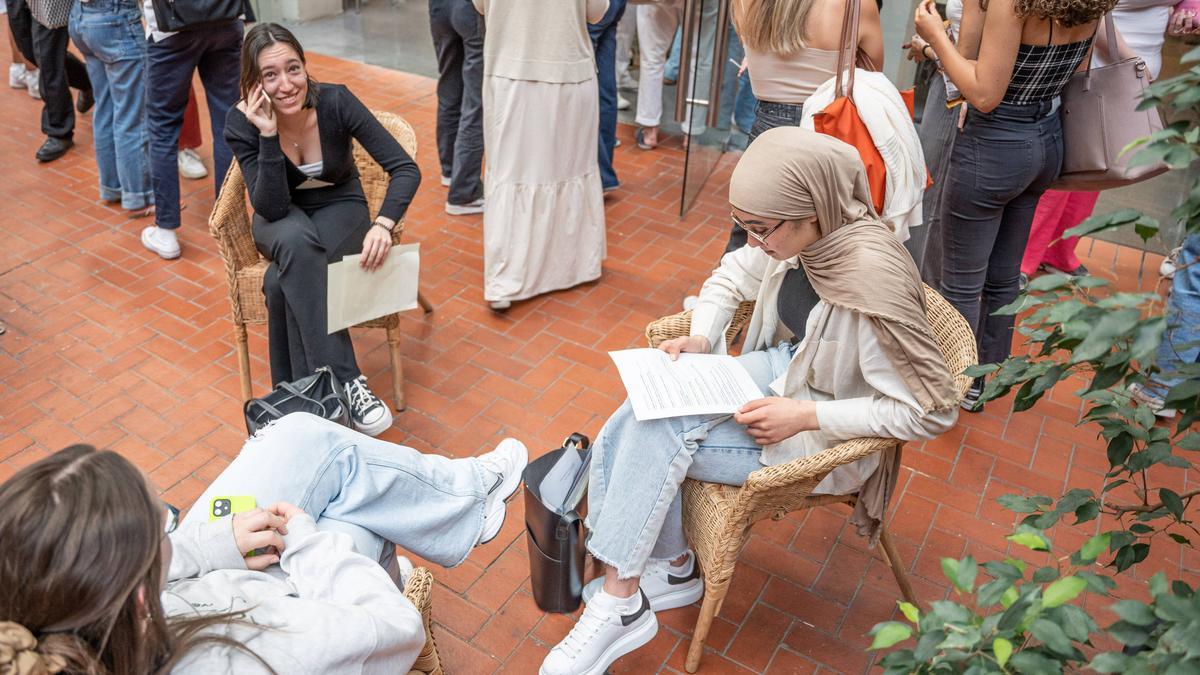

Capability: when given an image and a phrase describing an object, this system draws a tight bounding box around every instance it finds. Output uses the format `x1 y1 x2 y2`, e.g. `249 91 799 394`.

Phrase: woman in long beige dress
472 0 609 310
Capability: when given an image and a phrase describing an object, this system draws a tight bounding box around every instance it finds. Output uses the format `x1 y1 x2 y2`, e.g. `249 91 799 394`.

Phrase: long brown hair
732 0 818 54
238 22 320 108
0 445 270 674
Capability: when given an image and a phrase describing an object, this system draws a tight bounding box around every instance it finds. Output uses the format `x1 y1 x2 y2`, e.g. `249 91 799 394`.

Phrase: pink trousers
1021 190 1100 275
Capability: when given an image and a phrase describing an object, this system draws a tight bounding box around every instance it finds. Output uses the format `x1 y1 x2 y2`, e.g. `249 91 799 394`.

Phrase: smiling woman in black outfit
224 23 421 436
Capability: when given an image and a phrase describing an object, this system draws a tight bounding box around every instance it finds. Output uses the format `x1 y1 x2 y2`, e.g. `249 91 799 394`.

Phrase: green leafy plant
869 46 1200 673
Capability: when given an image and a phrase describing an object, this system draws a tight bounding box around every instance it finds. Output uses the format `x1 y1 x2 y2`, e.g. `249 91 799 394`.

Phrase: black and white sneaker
343 375 392 436
581 551 704 611
961 377 985 413
540 588 658 675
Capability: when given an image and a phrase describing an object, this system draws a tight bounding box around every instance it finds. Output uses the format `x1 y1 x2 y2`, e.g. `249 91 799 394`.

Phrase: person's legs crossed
182 413 493 567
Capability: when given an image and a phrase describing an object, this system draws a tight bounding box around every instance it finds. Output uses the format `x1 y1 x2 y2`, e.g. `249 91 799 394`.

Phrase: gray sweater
164 514 424 673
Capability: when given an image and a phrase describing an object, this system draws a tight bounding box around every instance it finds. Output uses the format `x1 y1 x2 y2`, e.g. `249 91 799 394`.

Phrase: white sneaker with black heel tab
581 552 704 611
540 588 658 675
475 438 529 545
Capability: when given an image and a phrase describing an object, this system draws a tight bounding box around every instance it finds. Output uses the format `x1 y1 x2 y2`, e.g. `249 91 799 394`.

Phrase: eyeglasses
731 213 786 244
164 503 180 536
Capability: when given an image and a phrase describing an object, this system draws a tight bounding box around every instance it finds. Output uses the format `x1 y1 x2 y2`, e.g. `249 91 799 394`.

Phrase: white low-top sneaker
141 226 181 259
476 438 529 545
343 375 393 436
582 552 703 611
9 64 26 89
540 588 658 675
178 148 209 180
445 198 484 216
440 174 451 187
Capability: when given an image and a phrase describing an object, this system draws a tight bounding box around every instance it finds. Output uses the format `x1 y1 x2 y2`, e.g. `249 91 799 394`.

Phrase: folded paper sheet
608 348 763 420
327 243 420 333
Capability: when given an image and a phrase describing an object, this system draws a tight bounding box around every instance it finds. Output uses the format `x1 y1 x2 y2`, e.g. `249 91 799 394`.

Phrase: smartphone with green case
209 495 257 521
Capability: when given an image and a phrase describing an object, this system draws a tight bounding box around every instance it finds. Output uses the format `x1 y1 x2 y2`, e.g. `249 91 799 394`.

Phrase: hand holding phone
243 84 277 137
210 496 286 570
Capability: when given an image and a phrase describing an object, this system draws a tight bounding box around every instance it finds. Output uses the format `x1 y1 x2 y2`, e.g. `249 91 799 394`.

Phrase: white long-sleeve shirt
164 514 425 674
690 244 957 493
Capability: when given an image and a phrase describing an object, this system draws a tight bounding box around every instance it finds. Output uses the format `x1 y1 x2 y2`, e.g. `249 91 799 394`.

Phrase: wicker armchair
207 110 433 411
644 285 977 673
402 566 445 675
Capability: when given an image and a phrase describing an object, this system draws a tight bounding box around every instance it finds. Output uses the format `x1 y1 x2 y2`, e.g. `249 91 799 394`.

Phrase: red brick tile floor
0 53 1194 673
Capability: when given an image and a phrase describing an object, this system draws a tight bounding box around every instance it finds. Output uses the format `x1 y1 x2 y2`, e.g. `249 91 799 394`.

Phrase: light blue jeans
1151 231 1200 393
68 0 153 210
181 413 492 569
586 342 797 578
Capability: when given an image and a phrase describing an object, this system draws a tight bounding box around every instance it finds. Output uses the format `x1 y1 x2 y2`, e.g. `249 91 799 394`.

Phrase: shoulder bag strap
834 0 862 99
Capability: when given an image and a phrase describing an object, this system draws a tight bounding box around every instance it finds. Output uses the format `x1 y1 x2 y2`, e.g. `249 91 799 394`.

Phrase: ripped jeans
585 342 797 578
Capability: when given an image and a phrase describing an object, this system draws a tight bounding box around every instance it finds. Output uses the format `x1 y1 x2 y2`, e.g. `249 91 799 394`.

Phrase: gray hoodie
162 514 425 673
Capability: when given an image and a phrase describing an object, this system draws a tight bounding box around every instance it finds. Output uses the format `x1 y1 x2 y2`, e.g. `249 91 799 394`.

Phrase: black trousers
428 0 484 205
252 201 372 385
6 0 91 139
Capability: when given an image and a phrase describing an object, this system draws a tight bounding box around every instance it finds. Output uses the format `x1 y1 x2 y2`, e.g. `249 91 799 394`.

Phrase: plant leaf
1160 488 1185 519
1111 600 1156 626
993 637 1013 668
1043 576 1087 608
898 601 920 624
869 621 913 650
1078 533 1111 561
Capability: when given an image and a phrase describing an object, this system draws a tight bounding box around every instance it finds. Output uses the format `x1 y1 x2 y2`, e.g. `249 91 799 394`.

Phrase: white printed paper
327 243 420 333
608 348 763 421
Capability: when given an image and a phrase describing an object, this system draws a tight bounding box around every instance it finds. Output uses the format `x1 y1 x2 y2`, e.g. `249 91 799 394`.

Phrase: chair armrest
644 301 758 351
741 436 899 495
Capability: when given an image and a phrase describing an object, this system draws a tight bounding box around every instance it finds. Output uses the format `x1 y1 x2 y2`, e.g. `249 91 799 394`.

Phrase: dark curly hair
1011 0 1118 28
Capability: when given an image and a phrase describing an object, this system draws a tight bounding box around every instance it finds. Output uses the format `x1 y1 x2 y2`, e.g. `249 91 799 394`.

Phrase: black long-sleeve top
224 83 421 224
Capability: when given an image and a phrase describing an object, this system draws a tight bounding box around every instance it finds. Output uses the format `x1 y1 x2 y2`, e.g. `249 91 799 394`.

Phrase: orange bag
810 0 887 214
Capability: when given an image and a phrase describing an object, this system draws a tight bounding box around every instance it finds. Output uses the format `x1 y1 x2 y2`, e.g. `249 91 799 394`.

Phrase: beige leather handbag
1050 13 1169 191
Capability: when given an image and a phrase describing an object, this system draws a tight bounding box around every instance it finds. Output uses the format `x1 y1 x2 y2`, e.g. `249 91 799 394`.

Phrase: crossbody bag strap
834 0 862 99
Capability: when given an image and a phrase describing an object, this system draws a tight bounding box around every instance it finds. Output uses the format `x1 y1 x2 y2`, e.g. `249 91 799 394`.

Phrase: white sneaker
440 174 451 187
178 148 208 180
140 226 181 259
395 555 415 587
445 198 484 216
476 438 529 545
9 64 26 89
1128 382 1177 419
343 375 393 436
24 70 40 99
618 73 638 91
582 553 703 612
540 589 658 675
617 94 631 111
682 295 698 311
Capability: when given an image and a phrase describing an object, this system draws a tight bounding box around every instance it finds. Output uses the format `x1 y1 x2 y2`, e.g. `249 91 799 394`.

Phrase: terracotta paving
0 53 1194 674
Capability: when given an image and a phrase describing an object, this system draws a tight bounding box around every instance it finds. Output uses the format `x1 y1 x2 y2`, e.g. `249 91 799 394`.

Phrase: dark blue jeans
939 100 1063 364
146 21 242 230
429 0 484 205
589 0 627 190
723 100 803 253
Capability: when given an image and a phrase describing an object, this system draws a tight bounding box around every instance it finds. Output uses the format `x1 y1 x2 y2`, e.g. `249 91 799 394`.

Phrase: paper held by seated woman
608 348 763 421
326 243 421 333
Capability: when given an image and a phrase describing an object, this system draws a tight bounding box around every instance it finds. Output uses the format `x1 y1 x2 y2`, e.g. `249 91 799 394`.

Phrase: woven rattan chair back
642 283 977 672
402 567 445 675
207 110 429 409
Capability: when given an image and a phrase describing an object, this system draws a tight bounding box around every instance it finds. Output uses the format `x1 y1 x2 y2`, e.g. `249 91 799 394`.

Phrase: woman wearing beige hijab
540 127 959 675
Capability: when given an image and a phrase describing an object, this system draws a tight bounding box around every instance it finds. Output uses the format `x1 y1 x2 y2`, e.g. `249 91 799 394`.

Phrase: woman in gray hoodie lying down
0 413 527 674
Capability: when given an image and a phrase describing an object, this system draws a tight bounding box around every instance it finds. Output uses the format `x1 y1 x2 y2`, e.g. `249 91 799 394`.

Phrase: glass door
676 0 733 215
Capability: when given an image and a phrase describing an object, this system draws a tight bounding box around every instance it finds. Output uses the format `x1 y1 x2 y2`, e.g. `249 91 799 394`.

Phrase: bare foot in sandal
127 205 155 219
636 126 659 150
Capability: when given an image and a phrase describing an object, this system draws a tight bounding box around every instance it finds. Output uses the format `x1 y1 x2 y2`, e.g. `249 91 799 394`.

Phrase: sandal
635 127 657 151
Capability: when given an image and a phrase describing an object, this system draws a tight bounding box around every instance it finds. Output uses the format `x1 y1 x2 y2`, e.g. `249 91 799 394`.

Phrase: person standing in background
429 0 485 215
139 0 242 260
589 0 627 193
1018 0 1187 289
178 84 209 180
473 0 608 311
69 0 153 216
8 0 93 162
3 0 39 97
